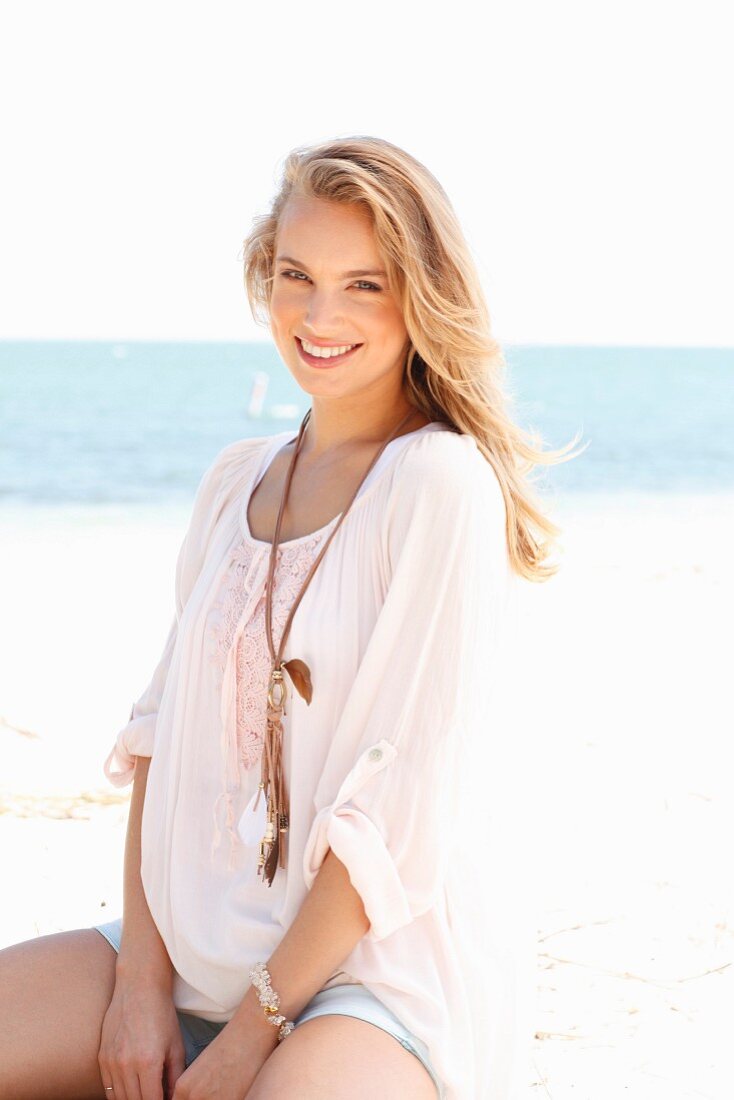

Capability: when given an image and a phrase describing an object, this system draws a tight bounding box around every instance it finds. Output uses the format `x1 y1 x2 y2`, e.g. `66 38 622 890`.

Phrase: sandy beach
1 491 731 1098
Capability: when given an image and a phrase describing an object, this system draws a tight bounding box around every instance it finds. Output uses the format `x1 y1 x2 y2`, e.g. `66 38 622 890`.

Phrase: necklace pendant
282 658 313 705
257 805 277 877
267 666 287 714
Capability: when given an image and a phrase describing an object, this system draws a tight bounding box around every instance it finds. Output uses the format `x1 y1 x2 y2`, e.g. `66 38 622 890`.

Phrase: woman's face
268 194 410 400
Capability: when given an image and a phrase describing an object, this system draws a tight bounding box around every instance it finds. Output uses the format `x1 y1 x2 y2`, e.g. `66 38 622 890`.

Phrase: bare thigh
0 927 117 1100
245 1014 438 1100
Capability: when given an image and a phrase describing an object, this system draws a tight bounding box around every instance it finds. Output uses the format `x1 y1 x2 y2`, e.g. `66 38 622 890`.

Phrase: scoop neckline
240 420 450 550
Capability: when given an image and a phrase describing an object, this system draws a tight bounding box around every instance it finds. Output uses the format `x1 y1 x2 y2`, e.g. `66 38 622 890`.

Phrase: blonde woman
0 136 574 1100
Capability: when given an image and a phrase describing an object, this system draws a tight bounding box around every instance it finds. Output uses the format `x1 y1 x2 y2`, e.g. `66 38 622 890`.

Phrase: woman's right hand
98 974 187 1100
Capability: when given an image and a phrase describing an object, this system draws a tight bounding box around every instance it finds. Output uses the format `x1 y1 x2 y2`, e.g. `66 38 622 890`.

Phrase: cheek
268 283 291 320
267 294 290 347
268 294 300 345
377 304 408 346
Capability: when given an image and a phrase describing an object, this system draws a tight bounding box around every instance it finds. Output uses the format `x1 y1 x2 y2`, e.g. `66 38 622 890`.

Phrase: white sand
1 492 731 1099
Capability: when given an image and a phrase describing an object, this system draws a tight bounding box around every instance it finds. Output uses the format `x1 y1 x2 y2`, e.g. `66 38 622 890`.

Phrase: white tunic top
103 422 533 1099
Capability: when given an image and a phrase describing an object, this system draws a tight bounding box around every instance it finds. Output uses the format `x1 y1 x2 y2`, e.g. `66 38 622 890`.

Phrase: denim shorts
93 917 445 1097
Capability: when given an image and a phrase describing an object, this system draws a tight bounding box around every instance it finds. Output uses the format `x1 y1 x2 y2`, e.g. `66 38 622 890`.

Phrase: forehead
275 194 381 263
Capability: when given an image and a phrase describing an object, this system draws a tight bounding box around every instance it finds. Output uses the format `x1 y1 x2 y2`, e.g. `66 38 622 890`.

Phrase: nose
302 287 346 336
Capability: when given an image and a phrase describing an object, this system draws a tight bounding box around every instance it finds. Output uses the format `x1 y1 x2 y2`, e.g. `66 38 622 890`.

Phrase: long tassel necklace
253 404 418 886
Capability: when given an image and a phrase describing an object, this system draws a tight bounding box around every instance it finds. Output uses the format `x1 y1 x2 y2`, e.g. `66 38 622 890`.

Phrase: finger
97 1057 114 1100
99 1076 115 1100
98 1049 119 1098
110 1066 129 1100
138 1063 164 1100
165 1042 187 1097
123 1069 144 1100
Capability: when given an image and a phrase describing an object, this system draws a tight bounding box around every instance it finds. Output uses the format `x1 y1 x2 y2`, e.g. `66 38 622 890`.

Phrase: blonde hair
242 135 584 582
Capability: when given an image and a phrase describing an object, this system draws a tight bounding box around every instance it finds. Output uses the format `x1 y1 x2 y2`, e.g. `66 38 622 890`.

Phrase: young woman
0 136 573 1100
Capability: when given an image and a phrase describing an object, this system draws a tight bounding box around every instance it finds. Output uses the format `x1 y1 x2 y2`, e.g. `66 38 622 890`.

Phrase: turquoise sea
1 340 732 516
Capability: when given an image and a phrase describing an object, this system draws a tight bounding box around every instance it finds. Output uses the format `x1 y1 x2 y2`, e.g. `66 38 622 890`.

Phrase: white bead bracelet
249 961 295 1041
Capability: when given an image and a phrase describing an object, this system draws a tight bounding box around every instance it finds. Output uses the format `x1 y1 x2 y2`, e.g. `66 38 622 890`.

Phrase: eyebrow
275 255 387 279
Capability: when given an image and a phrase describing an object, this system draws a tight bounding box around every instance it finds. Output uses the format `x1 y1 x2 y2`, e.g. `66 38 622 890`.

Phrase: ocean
1 340 732 519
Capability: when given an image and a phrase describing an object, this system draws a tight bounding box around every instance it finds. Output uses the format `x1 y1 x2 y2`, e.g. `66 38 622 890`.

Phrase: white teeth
300 338 357 358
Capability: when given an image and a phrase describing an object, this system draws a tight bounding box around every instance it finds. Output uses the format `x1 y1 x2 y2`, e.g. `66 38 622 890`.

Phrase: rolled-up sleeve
302 434 515 942
102 613 180 786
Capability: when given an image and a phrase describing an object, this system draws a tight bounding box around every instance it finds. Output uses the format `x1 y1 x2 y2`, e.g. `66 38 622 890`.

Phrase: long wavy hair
241 135 584 582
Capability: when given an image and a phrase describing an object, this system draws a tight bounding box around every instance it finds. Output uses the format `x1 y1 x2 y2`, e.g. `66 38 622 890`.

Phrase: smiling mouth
295 336 363 367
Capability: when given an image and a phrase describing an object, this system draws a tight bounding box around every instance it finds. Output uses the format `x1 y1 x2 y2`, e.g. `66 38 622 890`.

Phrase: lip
295 336 362 369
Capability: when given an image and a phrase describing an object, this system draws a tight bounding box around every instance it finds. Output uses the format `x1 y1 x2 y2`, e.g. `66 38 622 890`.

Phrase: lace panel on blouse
208 530 332 770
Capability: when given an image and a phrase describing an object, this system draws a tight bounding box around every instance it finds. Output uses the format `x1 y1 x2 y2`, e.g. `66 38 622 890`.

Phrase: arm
299 432 515 944
98 754 187 1099
168 849 369 1098
115 754 174 988
100 443 260 1098
231 848 370 1034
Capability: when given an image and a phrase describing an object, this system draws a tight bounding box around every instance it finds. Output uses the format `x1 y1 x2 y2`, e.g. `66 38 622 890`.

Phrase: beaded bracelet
249 961 295 1041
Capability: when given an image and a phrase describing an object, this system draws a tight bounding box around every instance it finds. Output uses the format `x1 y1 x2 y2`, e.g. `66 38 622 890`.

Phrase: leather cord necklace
253 403 419 885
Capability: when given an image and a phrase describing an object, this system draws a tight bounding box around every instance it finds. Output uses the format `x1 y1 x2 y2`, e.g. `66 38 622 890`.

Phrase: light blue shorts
93 917 445 1097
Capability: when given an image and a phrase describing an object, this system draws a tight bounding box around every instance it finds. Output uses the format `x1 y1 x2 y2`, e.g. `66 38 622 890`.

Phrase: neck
300 395 426 459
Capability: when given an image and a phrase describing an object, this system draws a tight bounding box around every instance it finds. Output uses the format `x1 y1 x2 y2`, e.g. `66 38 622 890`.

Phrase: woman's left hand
171 1011 279 1100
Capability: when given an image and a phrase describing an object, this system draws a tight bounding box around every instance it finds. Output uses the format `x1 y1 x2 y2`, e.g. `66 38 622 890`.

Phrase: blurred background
1 2 732 1096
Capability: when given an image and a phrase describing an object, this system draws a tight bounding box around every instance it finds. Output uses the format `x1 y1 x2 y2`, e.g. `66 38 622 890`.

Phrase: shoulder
202 432 273 483
184 431 283 542
175 432 284 599
387 426 505 519
195 431 285 503
383 427 508 560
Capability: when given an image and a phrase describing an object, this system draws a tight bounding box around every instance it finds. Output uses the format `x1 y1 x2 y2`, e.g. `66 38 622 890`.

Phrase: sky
0 0 731 347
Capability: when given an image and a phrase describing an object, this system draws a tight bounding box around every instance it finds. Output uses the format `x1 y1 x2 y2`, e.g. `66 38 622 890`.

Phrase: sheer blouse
103 421 532 1099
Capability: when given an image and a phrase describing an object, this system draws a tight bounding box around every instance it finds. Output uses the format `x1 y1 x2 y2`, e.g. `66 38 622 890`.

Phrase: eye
278 270 382 292
353 280 382 292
